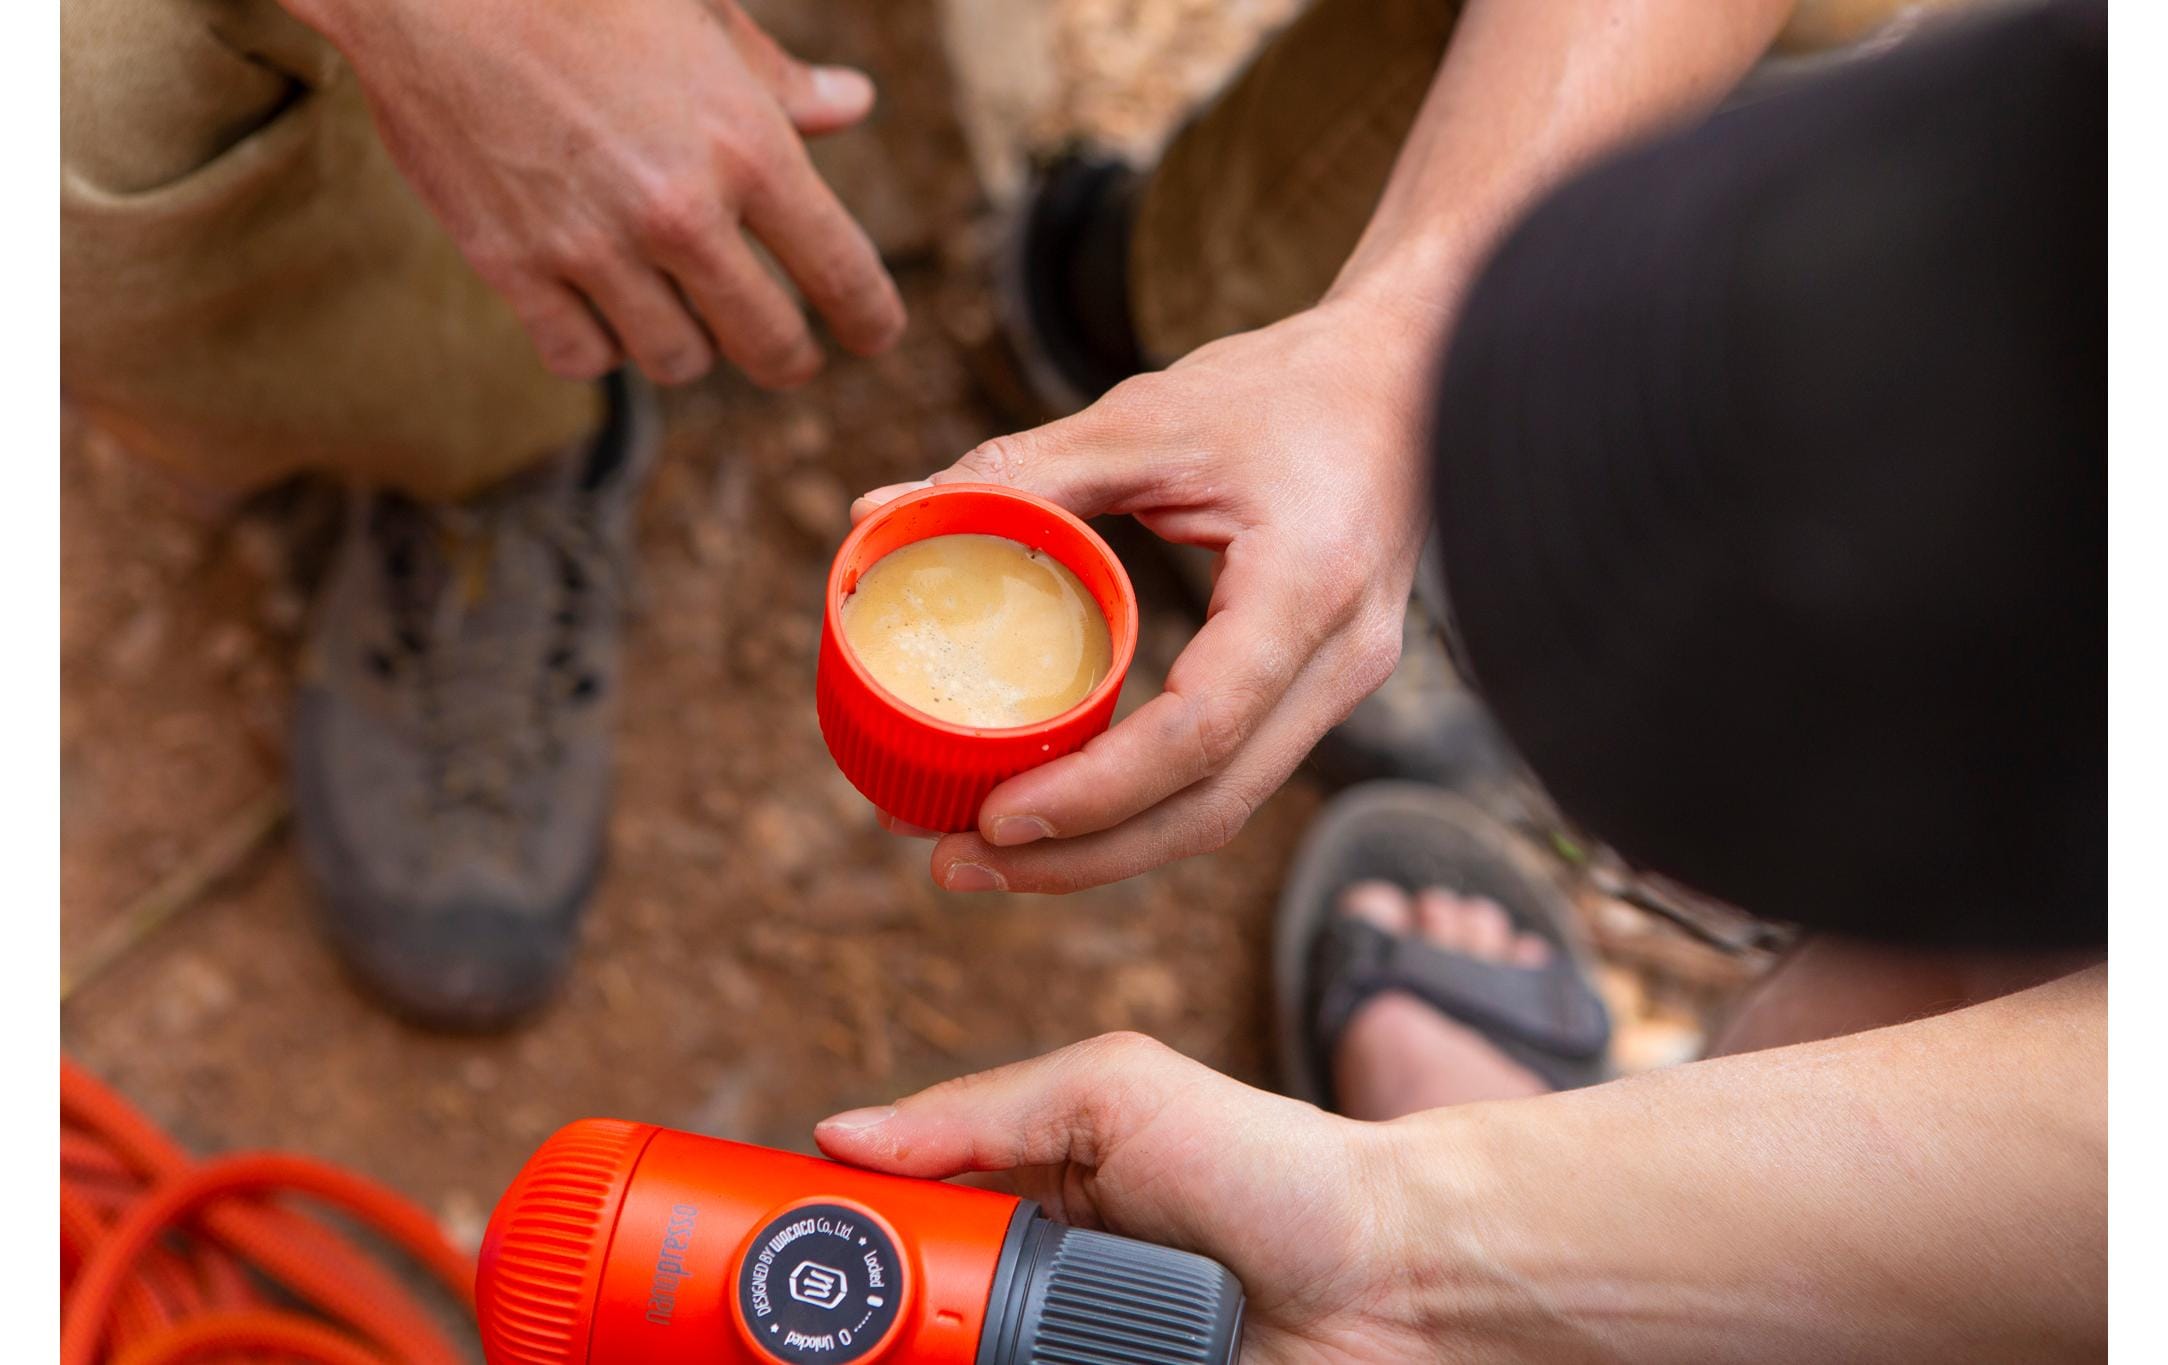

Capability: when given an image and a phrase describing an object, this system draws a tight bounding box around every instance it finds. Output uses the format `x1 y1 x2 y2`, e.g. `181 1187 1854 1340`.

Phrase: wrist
1301 284 1454 479
1364 1102 1622 1361
1358 1108 1538 1354
1323 228 1481 347
1314 232 1484 452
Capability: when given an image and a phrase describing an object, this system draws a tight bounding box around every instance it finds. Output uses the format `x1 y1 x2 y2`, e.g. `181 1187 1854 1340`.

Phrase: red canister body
816 483 1139 833
479 1121 1024 1365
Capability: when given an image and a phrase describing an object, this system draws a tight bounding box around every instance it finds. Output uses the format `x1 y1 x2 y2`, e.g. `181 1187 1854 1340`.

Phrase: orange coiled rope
60 1057 479 1365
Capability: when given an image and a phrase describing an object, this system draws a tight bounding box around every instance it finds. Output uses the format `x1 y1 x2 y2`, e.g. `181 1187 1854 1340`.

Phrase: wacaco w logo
787 1261 848 1309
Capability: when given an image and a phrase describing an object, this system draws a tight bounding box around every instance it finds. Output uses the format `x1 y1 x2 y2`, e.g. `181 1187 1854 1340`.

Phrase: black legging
1432 0 2104 948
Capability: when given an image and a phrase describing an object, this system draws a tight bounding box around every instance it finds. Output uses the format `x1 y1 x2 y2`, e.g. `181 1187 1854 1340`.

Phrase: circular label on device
736 1201 905 1364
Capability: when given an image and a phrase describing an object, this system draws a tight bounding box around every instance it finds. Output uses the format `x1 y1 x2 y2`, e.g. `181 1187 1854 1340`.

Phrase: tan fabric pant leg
1128 0 1461 363
61 0 598 503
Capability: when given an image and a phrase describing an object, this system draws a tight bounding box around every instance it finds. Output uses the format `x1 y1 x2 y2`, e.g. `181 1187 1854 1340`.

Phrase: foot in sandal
1331 881 1556 1119
1274 782 1612 1119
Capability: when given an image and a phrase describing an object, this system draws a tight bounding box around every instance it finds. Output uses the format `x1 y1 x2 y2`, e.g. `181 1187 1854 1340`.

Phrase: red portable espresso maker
477 1119 1244 1365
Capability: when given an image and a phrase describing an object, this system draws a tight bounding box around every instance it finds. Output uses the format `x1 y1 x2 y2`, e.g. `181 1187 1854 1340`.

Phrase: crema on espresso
839 533 1112 728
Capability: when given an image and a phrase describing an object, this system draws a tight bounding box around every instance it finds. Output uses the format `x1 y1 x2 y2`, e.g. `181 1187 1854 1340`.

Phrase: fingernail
877 811 943 840
817 1105 896 1133
989 815 1053 847
812 65 875 109
860 479 931 506
942 861 1006 893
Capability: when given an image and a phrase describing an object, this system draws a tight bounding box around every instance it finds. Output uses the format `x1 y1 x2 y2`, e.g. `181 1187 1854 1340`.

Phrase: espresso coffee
840 533 1113 728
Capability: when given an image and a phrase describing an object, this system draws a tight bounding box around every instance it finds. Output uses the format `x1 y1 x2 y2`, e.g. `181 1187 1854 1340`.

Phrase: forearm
1382 966 2106 1361
1330 0 1792 326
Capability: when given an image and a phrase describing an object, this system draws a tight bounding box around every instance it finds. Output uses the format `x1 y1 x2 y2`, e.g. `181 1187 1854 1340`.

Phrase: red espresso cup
817 483 1139 834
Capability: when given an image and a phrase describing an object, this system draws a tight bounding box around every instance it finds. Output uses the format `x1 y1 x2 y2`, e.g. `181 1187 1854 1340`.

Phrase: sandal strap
1309 917 1612 1083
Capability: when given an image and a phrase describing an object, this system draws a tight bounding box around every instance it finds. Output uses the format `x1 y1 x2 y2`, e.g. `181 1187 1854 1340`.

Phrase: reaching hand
853 297 1435 893
815 1033 1433 1364
292 0 906 388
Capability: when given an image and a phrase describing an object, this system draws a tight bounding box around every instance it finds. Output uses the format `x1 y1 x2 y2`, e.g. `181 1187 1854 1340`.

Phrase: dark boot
290 373 658 1030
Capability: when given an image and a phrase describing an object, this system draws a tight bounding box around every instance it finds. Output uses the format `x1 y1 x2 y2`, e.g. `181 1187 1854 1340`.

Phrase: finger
948 1168 1029 1197
934 633 1377 894
741 151 905 356
875 809 943 840
850 480 931 524
862 379 1200 522
569 258 717 386
713 2 877 136
975 541 1342 846
775 65 876 137
928 398 1182 521
813 1032 1198 1181
500 276 622 381
656 227 823 388
931 789 1225 896
820 1037 1363 1291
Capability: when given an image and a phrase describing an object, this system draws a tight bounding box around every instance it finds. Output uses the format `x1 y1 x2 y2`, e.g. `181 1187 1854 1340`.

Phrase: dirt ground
60 0 1758 1271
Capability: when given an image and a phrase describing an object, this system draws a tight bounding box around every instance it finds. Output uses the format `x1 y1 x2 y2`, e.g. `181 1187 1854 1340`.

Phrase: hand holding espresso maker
477 1120 1245 1365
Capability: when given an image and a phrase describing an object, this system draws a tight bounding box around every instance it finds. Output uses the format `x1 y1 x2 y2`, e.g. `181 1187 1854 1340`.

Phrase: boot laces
368 488 623 841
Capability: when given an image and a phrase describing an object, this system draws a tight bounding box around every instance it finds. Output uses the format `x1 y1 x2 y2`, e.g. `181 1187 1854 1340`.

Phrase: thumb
813 1033 1197 1180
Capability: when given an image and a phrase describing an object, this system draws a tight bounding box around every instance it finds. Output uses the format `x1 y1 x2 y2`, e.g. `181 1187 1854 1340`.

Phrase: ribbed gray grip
1007 1224 1244 1365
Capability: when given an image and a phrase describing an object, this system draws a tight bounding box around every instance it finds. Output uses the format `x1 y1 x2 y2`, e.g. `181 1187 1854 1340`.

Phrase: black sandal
1274 782 1614 1107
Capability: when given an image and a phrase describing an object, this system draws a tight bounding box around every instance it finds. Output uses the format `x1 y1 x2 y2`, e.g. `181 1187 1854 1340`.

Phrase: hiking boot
986 148 1150 420
291 373 658 1030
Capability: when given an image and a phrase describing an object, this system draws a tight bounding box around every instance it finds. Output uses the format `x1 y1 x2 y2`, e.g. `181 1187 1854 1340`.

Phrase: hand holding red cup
816 483 1139 836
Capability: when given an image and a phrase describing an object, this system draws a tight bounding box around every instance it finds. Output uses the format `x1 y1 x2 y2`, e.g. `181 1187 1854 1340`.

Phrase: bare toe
1415 887 1471 950
1338 880 1415 933
1458 896 1515 961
